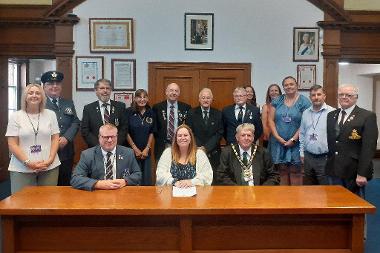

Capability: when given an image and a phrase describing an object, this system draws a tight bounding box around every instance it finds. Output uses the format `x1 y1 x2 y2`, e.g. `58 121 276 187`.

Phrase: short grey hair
94 78 112 89
199 88 213 98
339 84 359 95
236 123 255 135
233 87 247 95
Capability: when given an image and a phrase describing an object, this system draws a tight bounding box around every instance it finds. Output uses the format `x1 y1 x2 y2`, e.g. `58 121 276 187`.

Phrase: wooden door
148 62 251 109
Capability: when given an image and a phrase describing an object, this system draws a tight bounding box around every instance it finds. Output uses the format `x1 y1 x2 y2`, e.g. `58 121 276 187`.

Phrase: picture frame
297 64 316 90
76 56 104 91
89 18 134 53
293 27 319 62
111 59 136 91
185 13 214 50
114 92 134 108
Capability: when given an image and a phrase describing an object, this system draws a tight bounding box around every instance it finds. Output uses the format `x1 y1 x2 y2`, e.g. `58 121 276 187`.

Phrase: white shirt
98 100 111 124
6 109 61 173
101 147 116 180
338 104 355 125
238 145 254 186
234 104 246 120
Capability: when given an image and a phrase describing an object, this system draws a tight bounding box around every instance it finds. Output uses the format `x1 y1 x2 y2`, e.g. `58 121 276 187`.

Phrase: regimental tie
237 106 244 124
203 110 209 125
52 98 59 110
339 110 346 129
168 104 175 142
105 151 113 180
242 151 248 166
103 103 110 123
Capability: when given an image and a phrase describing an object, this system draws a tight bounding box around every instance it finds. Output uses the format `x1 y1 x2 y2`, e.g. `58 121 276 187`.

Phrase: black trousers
58 158 74 186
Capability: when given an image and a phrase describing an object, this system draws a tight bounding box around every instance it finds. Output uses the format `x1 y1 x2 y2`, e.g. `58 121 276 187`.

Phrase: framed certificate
89 18 134 53
297 64 316 90
114 92 134 108
111 59 136 91
76 56 104 91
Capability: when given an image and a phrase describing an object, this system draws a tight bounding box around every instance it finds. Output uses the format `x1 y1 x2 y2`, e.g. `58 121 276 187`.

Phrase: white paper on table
172 186 197 197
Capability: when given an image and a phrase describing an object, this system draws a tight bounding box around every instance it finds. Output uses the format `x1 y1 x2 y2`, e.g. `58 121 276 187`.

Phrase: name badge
30 145 42 153
309 133 318 141
282 115 292 123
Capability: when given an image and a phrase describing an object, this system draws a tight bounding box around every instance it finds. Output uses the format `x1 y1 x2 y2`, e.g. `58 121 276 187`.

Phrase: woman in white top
6 83 61 193
156 124 212 187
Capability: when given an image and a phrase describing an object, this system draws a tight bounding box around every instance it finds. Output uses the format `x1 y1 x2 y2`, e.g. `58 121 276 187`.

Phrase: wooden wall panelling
0 57 9 182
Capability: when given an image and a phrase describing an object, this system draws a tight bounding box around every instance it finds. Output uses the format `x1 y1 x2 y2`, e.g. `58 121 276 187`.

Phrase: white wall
338 63 380 110
72 0 323 119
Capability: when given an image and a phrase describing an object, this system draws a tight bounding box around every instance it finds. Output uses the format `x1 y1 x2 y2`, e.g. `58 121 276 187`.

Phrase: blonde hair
171 124 197 166
21 83 46 112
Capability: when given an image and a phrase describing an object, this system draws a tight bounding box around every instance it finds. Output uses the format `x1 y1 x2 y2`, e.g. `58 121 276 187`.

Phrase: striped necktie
105 151 113 180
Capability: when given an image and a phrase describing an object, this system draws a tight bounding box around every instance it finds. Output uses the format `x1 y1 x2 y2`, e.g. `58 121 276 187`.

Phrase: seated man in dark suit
81 79 127 148
187 88 223 181
152 82 191 161
71 123 141 191
222 87 262 144
217 123 279 185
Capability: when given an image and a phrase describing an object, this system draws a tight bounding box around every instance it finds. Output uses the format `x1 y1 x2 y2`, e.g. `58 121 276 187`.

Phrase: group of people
5 71 378 196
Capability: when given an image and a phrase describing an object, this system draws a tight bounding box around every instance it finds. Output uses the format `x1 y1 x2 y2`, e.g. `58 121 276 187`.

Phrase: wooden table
0 186 375 253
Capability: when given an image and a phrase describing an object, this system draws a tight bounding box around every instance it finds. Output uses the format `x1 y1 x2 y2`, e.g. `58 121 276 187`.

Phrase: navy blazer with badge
81 100 128 148
71 145 142 191
186 106 223 170
217 144 280 185
326 106 378 182
46 97 80 161
152 100 191 161
222 104 263 144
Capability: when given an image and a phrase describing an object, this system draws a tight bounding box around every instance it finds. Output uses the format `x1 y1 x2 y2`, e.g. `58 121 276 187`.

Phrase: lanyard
311 109 323 131
26 112 40 144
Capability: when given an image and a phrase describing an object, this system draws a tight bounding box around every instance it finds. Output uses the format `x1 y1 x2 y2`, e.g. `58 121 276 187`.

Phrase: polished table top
0 186 375 216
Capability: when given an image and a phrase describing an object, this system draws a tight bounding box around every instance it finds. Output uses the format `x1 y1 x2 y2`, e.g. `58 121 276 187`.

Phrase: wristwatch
290 138 297 143
23 159 31 166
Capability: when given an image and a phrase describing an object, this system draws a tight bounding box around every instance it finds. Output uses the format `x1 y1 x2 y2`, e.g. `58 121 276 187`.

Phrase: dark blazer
152 100 191 161
326 106 378 181
45 97 80 161
217 144 280 185
186 106 223 170
222 104 263 144
71 145 142 191
81 100 127 148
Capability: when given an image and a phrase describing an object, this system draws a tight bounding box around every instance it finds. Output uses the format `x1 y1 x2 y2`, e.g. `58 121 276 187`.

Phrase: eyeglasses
100 135 117 140
338 93 357 99
234 94 247 98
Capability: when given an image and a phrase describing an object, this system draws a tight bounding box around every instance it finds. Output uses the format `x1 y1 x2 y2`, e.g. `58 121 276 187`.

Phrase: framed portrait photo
293 27 319 62
89 18 134 53
185 13 214 50
114 92 134 108
76 56 104 91
297 64 316 90
111 59 136 91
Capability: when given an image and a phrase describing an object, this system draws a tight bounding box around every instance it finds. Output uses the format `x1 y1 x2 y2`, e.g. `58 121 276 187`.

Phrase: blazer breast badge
349 129 361 140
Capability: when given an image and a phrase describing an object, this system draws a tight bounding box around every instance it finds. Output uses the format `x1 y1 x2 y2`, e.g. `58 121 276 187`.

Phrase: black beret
41 71 64 84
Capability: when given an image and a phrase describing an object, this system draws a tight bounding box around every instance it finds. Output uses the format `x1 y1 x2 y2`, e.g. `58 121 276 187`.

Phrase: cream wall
338 63 380 110
72 0 323 119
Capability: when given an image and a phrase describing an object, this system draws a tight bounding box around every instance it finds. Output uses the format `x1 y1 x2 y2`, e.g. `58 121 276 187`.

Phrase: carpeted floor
365 178 380 253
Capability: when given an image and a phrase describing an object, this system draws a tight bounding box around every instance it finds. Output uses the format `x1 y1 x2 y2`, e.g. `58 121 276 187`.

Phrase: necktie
168 104 175 142
242 151 248 166
203 110 209 125
103 103 110 123
52 98 59 110
237 106 244 124
339 110 346 129
105 151 113 180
